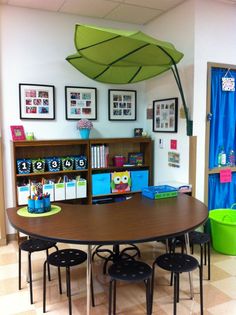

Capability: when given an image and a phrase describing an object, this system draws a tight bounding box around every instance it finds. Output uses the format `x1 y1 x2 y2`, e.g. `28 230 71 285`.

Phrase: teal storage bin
131 170 149 191
92 173 110 196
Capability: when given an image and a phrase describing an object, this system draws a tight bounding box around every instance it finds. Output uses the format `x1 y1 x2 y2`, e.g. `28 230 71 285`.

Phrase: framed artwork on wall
108 89 136 121
65 86 97 120
19 83 55 120
153 98 178 133
10 125 26 140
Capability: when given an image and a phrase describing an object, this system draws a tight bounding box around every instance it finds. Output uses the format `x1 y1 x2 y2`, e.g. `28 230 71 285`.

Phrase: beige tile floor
0 240 236 315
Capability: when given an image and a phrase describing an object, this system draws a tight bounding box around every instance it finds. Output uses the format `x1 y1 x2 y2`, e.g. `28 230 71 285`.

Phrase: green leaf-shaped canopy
66 24 184 84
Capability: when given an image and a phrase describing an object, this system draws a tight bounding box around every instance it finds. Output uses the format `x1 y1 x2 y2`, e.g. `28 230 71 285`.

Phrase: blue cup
27 199 35 213
35 199 44 213
44 197 51 212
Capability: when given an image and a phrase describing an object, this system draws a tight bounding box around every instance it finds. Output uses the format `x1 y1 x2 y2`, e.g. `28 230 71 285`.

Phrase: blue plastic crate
142 185 178 199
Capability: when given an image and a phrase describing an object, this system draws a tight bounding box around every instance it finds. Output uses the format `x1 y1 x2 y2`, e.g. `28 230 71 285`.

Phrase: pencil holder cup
43 197 51 212
27 199 35 213
34 199 44 213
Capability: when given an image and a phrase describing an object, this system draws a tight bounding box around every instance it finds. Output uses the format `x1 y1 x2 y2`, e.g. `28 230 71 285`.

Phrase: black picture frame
153 98 178 133
134 128 143 137
65 86 97 120
19 83 55 120
108 89 136 121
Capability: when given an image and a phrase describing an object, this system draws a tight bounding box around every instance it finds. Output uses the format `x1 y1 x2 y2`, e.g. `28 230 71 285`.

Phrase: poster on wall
19 83 55 120
65 86 97 120
168 151 180 168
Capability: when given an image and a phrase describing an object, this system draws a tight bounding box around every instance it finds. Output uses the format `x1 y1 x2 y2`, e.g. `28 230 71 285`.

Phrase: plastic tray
142 185 178 199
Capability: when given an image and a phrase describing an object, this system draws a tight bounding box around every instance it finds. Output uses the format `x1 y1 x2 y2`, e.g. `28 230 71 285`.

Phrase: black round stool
43 248 94 315
92 243 141 274
19 238 58 304
151 253 203 315
108 260 152 315
189 231 211 280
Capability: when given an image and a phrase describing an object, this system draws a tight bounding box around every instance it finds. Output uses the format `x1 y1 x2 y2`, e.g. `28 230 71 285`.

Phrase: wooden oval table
7 193 208 314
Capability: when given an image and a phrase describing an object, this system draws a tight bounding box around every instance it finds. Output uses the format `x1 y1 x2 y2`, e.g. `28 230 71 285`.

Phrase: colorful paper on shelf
220 169 232 183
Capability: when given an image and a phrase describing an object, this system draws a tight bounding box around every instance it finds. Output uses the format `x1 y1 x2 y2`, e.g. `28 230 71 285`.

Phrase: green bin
209 208 236 255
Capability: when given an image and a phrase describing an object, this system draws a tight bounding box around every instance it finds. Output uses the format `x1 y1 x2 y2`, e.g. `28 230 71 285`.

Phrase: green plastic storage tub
209 208 236 255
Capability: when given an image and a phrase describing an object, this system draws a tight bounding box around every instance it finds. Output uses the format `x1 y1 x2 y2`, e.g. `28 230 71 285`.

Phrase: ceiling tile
105 3 162 25
124 0 185 11
7 0 65 11
60 0 119 18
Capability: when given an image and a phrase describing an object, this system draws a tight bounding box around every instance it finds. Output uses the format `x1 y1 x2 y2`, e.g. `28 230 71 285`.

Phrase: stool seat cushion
189 231 210 245
20 238 57 252
155 253 199 273
108 260 152 282
47 249 87 267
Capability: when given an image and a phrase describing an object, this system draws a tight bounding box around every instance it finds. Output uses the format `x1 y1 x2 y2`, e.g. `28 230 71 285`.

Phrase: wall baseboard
6 233 17 243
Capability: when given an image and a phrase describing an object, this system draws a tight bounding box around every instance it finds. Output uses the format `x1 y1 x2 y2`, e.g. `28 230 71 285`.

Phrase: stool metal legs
109 278 151 315
151 262 203 315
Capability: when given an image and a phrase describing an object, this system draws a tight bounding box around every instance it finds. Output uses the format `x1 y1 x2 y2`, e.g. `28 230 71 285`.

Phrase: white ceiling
0 0 187 25
1 0 235 25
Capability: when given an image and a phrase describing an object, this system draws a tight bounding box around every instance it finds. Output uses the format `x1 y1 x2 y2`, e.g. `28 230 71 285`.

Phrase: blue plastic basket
142 185 178 199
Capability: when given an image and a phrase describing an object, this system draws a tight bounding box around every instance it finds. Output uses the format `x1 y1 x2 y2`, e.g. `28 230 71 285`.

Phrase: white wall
0 6 146 233
143 0 194 184
2 0 236 234
193 0 236 201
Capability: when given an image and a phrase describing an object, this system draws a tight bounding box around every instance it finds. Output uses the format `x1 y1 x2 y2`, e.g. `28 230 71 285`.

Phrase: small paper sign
170 139 177 150
220 169 232 183
222 77 235 91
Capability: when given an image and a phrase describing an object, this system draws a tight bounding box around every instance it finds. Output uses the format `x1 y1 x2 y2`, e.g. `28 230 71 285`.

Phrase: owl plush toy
111 171 131 193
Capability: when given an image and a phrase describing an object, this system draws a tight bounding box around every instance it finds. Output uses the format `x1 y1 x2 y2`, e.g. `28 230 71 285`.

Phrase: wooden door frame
204 62 236 206
0 137 6 245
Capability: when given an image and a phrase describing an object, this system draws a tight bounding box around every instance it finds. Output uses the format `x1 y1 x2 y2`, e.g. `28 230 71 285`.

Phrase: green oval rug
17 205 61 217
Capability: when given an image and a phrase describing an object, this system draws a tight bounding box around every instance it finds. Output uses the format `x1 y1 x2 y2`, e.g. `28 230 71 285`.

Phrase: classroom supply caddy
209 205 236 255
142 185 178 199
27 194 51 214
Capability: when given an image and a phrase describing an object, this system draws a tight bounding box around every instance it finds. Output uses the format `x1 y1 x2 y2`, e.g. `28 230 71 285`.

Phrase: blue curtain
208 173 236 210
208 67 236 211
209 68 236 169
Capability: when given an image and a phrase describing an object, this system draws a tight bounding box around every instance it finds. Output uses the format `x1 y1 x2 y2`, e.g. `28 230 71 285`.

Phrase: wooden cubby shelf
11 137 153 206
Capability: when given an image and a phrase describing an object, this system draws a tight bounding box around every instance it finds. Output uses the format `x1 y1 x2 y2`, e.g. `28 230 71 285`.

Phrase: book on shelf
91 144 109 168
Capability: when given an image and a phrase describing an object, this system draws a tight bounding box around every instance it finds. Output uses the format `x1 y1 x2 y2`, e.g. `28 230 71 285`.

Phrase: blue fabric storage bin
131 170 149 191
92 173 111 196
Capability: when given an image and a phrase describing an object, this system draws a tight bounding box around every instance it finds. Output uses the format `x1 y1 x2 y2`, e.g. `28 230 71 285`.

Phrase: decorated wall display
108 89 136 121
19 84 55 119
153 98 178 133
65 86 97 120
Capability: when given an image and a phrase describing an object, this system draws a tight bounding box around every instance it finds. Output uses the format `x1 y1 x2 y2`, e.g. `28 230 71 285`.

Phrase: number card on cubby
46 157 61 172
61 156 74 171
32 158 45 173
16 159 31 174
74 155 87 169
